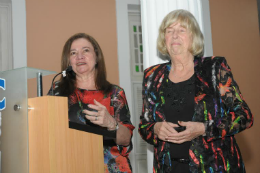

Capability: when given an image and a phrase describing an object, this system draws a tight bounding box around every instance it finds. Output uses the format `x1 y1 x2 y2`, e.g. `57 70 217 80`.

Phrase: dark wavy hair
57 33 112 96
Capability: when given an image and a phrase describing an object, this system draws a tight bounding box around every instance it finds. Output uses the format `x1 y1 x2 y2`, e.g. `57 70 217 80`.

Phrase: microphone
51 66 72 95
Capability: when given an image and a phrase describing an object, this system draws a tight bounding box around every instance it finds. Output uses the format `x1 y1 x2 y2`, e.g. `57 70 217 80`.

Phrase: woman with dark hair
49 33 134 173
138 9 253 173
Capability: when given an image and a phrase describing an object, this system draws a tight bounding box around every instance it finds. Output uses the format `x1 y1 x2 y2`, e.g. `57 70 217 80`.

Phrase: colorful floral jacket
138 56 253 173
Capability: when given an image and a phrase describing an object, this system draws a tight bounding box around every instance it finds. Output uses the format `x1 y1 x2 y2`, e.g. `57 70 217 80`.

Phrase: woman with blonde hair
139 9 253 173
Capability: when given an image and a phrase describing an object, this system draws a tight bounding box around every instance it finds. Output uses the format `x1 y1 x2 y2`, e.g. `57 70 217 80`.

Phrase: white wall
12 0 27 68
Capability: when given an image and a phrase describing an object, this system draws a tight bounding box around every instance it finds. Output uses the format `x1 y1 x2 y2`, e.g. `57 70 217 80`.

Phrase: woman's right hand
154 122 179 141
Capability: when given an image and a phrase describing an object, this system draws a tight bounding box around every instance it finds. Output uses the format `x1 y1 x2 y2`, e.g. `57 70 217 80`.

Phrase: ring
95 117 98 121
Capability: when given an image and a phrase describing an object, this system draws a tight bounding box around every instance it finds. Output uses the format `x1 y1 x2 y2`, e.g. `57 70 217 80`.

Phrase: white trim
0 2 13 71
12 0 27 68
115 0 140 172
201 0 213 57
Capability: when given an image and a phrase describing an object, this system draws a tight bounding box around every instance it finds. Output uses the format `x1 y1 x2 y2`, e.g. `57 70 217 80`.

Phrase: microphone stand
51 66 72 96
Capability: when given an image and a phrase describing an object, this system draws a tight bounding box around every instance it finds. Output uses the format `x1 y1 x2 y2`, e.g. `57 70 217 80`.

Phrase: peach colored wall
209 0 260 172
26 0 118 98
26 0 260 171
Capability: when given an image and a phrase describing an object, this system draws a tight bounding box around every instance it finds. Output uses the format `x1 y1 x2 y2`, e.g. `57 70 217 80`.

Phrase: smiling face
165 22 192 57
69 38 97 77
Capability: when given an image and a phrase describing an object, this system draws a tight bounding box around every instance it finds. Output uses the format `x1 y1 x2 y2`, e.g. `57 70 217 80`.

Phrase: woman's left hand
166 121 205 144
83 99 116 130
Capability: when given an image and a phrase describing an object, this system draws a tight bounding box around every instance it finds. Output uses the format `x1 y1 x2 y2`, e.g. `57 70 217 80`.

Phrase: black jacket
138 56 253 173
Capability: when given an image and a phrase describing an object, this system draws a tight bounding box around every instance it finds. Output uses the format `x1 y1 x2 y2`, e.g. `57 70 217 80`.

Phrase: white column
12 0 27 68
115 0 141 172
140 0 213 172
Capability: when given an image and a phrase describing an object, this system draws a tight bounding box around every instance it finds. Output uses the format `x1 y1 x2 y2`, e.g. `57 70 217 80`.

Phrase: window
129 13 143 80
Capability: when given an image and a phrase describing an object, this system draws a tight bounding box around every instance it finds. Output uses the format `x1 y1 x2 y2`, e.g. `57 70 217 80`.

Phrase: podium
0 67 104 173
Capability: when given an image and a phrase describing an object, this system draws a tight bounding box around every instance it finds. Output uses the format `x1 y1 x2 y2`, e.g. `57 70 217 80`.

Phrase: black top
163 74 195 159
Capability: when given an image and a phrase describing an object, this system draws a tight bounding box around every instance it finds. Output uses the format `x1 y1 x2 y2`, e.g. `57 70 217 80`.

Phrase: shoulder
109 84 126 96
199 56 227 65
144 62 170 78
111 84 124 92
195 56 228 71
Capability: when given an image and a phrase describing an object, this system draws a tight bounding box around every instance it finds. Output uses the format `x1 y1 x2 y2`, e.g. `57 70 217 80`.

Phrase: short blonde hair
157 9 204 58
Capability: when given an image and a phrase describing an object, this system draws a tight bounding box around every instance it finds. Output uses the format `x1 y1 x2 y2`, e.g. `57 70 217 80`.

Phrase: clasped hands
154 121 205 144
83 99 117 131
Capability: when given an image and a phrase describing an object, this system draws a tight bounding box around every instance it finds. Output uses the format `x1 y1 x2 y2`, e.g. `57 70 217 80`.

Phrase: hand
83 99 116 130
154 122 179 141
166 121 205 144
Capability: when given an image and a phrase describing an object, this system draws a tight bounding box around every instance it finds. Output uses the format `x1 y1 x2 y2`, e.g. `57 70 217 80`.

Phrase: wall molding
0 2 13 71
11 0 27 68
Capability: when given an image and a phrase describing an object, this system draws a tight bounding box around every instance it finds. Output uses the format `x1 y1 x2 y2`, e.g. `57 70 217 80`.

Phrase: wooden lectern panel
28 96 104 173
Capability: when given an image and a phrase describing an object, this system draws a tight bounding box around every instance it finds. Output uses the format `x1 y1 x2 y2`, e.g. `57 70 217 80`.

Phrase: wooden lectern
0 67 104 173
28 96 104 173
